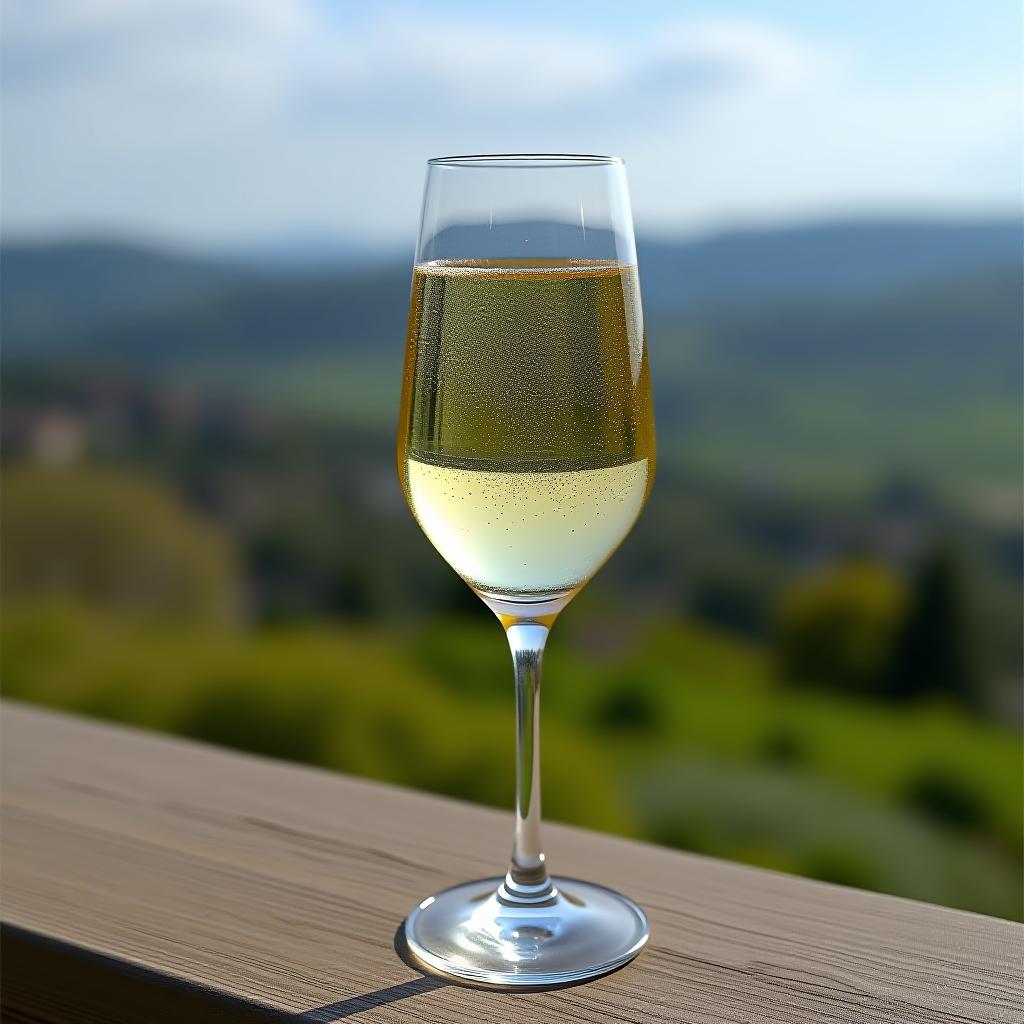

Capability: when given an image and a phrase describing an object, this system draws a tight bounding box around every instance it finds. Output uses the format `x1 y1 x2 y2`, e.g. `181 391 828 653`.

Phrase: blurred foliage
3 601 1020 920
634 758 1015 911
1 603 631 835
2 465 236 625
888 546 978 705
774 561 908 694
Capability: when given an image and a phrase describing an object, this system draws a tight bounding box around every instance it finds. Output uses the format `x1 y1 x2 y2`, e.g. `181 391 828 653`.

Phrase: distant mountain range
637 219 1021 317
2 218 1019 356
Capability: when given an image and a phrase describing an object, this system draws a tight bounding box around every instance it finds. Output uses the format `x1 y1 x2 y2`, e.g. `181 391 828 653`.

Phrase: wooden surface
1 702 1021 1023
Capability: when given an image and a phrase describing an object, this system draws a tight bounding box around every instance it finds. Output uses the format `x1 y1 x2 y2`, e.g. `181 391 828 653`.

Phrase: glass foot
403 877 649 987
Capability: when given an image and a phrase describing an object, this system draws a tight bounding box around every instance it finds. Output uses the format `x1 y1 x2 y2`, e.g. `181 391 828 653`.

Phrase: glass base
403 877 649 987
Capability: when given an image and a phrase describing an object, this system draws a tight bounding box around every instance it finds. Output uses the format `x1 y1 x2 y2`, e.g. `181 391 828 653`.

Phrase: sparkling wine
398 260 655 600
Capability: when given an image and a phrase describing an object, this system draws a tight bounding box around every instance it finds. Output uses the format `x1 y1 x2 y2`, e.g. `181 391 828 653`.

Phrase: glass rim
427 153 624 169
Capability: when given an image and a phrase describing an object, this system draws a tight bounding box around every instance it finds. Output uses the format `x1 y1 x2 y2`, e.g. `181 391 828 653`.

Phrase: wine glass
397 154 655 986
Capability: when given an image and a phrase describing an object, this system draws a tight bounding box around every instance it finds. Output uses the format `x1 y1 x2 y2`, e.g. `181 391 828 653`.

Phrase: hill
638 219 1021 316
2 219 1019 355
1 239 256 352
2 219 1020 492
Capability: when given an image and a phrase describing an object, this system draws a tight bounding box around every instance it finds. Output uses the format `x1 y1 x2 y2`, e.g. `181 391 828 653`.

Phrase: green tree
887 545 977 706
773 560 907 695
1 465 236 625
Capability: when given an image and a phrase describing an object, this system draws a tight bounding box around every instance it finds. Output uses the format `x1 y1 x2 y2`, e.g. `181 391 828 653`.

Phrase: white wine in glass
398 156 655 986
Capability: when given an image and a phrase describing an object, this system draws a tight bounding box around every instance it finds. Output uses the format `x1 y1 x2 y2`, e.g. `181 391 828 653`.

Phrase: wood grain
1 701 1020 1023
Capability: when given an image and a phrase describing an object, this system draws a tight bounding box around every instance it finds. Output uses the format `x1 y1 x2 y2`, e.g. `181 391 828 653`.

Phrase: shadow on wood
290 977 447 1022
286 928 449 1021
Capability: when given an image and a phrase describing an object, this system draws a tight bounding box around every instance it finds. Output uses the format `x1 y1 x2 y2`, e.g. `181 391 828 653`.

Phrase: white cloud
1 0 1016 245
648 18 837 90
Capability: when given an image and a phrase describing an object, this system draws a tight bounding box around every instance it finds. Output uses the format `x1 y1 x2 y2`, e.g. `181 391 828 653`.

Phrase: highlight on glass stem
397 154 655 986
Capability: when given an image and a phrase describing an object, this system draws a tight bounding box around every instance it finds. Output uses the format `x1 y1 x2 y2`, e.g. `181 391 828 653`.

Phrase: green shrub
802 847 877 890
1 465 236 625
588 673 664 734
902 768 988 832
631 756 1021 918
177 680 336 764
756 726 808 766
773 561 907 695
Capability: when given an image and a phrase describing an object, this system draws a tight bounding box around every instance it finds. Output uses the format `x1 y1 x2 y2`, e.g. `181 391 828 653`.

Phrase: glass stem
501 621 555 904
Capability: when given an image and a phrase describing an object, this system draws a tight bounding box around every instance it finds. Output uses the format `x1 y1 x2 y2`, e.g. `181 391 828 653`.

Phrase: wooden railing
1 701 1020 1022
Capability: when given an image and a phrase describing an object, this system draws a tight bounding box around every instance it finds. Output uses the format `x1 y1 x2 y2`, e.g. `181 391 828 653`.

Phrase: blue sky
2 0 1019 247
331 0 1020 84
